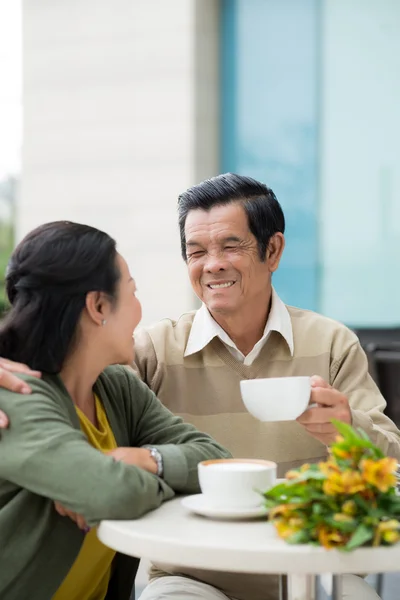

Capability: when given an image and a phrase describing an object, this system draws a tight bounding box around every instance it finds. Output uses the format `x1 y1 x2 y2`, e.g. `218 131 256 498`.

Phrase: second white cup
198 458 277 509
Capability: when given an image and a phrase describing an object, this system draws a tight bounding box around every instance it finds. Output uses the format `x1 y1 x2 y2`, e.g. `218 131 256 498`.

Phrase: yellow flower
360 458 397 492
286 470 300 480
288 517 305 528
269 503 302 520
274 518 302 541
285 463 310 480
373 519 400 546
319 460 340 477
333 513 354 523
382 530 400 544
331 444 364 463
317 524 348 549
331 447 352 460
323 470 366 496
378 519 400 532
342 500 357 516
300 463 311 472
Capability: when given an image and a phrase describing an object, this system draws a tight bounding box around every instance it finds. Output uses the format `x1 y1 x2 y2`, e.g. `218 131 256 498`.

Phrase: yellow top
53 396 117 600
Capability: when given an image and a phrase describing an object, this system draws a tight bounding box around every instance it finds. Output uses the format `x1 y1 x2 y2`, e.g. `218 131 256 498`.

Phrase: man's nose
204 255 228 273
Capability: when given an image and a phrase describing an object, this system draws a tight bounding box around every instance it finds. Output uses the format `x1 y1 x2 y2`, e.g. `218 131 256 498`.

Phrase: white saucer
181 494 268 520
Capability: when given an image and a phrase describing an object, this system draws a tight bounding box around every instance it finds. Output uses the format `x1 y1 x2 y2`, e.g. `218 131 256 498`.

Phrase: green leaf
357 428 371 441
331 420 384 459
263 482 289 498
324 517 358 533
286 530 311 544
292 470 326 482
353 494 372 513
368 507 388 519
380 495 400 515
331 419 361 442
345 524 374 551
312 503 323 515
355 430 383 456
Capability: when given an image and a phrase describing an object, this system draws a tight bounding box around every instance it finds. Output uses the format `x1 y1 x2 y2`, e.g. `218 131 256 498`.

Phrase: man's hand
296 375 352 445
0 358 42 429
105 447 158 475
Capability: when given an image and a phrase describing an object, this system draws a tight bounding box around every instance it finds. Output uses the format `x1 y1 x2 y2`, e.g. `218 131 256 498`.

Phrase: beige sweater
134 305 400 600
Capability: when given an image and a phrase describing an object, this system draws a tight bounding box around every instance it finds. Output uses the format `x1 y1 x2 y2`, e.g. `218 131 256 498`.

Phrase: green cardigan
0 365 231 600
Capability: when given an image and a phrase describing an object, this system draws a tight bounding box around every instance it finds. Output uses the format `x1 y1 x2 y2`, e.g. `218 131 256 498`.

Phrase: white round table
98 496 400 600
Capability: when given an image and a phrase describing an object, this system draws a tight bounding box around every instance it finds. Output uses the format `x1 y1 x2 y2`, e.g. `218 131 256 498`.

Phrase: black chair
352 336 400 597
363 342 400 428
352 327 400 348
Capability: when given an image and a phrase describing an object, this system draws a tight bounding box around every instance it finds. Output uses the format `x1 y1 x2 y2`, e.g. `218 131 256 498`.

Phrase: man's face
184 203 283 316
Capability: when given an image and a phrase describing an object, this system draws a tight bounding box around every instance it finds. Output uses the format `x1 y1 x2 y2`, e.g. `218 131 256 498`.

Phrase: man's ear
266 233 285 273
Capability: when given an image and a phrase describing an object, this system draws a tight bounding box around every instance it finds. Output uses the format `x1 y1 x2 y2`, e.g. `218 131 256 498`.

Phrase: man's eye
188 251 204 258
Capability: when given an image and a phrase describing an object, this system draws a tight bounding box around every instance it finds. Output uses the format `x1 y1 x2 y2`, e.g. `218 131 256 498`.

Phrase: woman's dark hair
0 221 120 374
178 173 285 261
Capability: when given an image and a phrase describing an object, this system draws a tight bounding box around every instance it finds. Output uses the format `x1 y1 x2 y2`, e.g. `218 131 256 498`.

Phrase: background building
2 0 400 328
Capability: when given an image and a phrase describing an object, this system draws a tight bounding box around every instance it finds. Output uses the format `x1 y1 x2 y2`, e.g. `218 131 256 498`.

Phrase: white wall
20 0 220 326
320 0 400 325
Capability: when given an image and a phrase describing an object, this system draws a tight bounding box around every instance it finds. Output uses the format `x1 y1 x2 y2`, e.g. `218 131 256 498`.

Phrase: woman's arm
119 367 232 494
0 385 174 527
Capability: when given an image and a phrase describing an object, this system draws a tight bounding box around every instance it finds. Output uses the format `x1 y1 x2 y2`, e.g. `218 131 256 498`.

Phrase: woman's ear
85 291 108 326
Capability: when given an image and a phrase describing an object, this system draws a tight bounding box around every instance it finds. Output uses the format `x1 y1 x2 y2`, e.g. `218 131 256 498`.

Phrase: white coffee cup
198 458 277 509
240 376 312 422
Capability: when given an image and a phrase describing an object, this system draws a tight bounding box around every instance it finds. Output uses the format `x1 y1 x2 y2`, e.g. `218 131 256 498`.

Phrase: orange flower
331 447 352 460
317 524 349 549
359 487 376 502
323 470 366 496
360 458 397 492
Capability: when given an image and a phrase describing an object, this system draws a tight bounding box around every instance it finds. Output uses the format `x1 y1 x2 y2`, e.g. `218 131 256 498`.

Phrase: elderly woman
0 221 230 600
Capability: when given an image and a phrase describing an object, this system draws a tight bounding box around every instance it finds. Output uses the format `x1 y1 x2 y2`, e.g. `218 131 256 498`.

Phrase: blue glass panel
320 1 400 327
221 0 320 310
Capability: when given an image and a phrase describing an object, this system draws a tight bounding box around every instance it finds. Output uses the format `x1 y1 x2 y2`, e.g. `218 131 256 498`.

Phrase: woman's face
102 253 142 365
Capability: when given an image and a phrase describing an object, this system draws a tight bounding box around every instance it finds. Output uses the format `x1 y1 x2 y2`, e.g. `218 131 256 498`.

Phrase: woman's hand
105 447 158 474
54 501 90 532
53 448 158 530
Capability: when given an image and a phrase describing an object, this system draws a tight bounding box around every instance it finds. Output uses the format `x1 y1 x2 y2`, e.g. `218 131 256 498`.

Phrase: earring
102 319 107 326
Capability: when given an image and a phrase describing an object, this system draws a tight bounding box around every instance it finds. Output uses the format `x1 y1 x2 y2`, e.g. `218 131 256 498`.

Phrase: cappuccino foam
205 462 268 472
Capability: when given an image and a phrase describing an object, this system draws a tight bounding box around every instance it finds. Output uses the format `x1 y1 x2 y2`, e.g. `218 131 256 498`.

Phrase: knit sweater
133 306 400 600
0 365 230 600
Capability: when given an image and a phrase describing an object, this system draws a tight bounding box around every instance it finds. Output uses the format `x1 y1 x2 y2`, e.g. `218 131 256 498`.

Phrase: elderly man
1 173 399 600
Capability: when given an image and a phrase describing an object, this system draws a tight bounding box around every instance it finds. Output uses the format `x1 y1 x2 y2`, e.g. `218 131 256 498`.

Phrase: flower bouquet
264 420 400 551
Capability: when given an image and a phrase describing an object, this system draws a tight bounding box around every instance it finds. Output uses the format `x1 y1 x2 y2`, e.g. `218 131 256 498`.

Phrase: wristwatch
145 446 164 478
